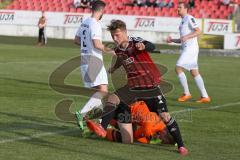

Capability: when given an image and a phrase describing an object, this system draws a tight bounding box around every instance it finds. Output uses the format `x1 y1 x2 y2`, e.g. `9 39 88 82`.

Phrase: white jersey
76 17 108 88
179 14 199 50
76 17 103 63
177 14 199 71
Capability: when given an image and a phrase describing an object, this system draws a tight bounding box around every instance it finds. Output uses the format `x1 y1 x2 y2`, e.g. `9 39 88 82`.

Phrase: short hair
178 2 190 9
107 19 127 31
91 0 106 12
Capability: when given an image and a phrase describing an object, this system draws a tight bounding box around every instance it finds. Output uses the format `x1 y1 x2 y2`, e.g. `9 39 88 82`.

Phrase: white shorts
176 47 199 71
80 65 108 88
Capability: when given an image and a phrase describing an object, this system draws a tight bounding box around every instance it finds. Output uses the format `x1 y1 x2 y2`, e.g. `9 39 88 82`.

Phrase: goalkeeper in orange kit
104 101 174 144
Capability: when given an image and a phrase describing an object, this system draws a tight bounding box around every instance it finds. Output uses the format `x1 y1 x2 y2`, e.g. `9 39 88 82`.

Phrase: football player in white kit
167 2 211 103
74 0 113 129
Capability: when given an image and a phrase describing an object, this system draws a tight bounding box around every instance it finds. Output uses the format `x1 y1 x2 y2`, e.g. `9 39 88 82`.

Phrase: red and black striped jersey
113 37 161 89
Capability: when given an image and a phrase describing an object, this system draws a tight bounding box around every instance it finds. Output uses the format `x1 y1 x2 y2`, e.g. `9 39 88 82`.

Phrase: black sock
166 117 184 148
113 130 122 142
101 103 116 130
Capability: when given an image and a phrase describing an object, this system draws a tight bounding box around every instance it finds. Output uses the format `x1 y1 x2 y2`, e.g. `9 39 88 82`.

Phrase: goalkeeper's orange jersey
130 101 166 142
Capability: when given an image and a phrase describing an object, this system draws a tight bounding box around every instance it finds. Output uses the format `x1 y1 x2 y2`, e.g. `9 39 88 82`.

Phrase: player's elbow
196 28 201 36
74 36 80 45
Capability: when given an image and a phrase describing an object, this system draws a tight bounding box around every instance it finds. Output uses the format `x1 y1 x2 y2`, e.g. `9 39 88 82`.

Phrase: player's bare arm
93 39 115 55
181 27 201 43
74 36 81 45
167 36 181 44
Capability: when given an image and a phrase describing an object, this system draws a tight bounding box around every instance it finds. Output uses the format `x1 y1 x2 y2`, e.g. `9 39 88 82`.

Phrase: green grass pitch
0 36 240 160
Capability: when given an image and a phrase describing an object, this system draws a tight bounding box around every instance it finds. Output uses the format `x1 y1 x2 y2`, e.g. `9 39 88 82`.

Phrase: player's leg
100 93 119 129
85 93 120 137
75 85 107 130
80 84 108 116
117 122 133 144
86 91 135 141
42 29 45 45
105 128 122 142
190 69 211 103
76 64 109 130
176 66 192 102
144 88 188 155
38 29 42 46
105 123 133 144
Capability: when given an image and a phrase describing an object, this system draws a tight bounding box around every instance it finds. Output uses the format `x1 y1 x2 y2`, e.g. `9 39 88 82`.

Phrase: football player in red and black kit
86 19 188 155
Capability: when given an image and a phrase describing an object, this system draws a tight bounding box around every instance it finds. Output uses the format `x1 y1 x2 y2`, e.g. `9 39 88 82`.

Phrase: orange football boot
178 94 192 102
196 97 211 103
86 120 107 138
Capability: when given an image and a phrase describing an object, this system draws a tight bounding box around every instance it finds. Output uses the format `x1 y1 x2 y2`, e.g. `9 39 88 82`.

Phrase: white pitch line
0 101 239 145
207 101 240 110
171 101 240 115
0 129 79 144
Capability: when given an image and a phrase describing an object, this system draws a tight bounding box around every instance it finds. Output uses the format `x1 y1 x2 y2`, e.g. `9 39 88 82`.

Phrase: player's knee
190 70 200 77
94 84 108 93
107 94 120 105
175 66 183 74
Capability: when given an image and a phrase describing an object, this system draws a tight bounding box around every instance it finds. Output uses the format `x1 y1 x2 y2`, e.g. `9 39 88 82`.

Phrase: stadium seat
2 0 237 19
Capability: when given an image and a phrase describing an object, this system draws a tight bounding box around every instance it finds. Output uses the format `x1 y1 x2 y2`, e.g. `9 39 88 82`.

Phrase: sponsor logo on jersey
207 21 229 32
0 11 14 23
64 14 83 25
191 18 196 24
134 18 155 29
235 36 240 47
123 57 135 66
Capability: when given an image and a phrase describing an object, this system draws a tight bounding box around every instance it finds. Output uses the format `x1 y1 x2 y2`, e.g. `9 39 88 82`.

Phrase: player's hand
135 42 145 50
166 36 172 43
181 36 188 43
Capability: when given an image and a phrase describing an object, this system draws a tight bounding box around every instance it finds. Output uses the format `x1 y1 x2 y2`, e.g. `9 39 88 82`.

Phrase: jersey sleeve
130 36 155 52
188 16 198 29
90 22 102 40
130 36 144 43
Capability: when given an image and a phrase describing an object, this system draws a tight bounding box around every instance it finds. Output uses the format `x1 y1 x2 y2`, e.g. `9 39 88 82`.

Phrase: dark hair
107 19 127 31
91 0 106 12
178 2 190 9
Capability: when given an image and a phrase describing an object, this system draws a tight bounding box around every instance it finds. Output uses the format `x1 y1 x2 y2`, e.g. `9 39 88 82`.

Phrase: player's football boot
196 97 211 103
86 119 107 138
149 137 161 144
178 146 189 156
137 137 150 144
178 94 192 102
75 111 85 130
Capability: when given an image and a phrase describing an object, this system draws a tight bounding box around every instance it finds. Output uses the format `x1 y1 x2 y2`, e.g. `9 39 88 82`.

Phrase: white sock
178 72 190 95
80 92 103 117
194 74 209 98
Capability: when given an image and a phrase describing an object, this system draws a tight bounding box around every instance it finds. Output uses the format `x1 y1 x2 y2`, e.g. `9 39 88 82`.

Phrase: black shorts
114 85 168 123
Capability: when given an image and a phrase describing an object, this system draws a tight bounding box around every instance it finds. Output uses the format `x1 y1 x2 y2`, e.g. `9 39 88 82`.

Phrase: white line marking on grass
207 101 240 110
0 129 79 144
171 101 240 115
1 102 239 144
